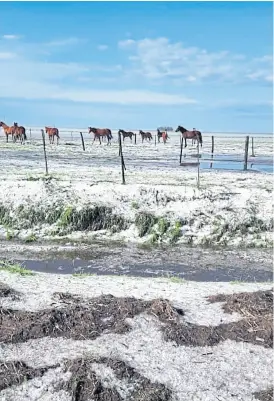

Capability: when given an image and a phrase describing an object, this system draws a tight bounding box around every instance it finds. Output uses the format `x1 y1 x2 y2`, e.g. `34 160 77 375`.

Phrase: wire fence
0 127 273 185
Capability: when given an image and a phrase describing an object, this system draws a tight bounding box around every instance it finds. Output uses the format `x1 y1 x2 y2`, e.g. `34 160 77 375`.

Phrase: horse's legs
185 137 187 148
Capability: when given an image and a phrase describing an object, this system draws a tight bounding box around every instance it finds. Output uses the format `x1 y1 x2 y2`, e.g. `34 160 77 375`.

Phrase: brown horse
157 129 169 143
118 129 134 142
88 127 112 145
139 130 152 143
0 121 15 142
162 131 169 144
45 126 60 145
13 122 27 144
175 125 203 148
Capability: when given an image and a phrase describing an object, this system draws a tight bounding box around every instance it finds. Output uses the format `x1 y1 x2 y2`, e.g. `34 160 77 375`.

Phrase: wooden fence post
155 134 157 146
118 132 126 184
80 132 85 151
197 141 200 188
251 137 255 157
134 133 137 145
41 129 48 175
210 135 214 169
179 135 183 164
244 135 249 171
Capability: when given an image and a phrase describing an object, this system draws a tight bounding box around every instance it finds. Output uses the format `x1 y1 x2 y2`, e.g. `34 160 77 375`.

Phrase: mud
61 357 172 401
0 294 179 344
0 281 20 300
253 389 273 401
0 361 50 391
164 289 273 348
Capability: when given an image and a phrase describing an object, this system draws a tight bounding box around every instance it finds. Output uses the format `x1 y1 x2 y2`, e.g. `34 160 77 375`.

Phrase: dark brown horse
88 127 112 145
0 121 15 142
139 130 152 143
13 122 27 144
175 125 202 148
118 129 134 142
45 126 60 145
157 129 169 143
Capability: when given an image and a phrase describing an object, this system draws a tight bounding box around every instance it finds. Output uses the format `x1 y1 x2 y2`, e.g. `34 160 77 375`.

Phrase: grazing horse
139 130 152 143
45 126 60 145
88 127 112 145
0 121 15 142
175 125 203 148
118 129 134 142
13 122 27 144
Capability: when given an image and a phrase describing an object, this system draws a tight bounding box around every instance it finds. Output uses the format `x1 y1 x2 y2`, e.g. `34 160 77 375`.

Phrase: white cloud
0 52 16 60
118 37 272 83
0 52 195 105
2 34 21 40
45 37 80 47
97 44 108 51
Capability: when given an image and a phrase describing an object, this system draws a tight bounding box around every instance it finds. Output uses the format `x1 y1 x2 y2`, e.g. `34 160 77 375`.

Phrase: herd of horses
0 121 203 148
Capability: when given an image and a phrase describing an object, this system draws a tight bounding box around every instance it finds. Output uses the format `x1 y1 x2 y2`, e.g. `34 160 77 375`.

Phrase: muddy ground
0 274 273 401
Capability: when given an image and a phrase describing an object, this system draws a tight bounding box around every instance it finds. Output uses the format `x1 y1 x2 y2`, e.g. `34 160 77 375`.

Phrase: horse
13 122 27 144
175 125 203 148
162 131 169 144
118 129 135 142
88 127 112 145
139 130 152 143
45 126 60 145
157 129 165 143
0 121 15 142
157 129 169 143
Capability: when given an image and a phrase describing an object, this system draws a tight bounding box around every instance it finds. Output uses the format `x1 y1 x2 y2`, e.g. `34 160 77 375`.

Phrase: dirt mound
0 361 50 391
164 289 273 348
0 294 180 344
253 389 273 401
61 357 172 401
0 282 20 300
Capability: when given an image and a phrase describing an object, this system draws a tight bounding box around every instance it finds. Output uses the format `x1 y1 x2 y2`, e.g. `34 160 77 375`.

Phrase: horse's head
0 122 3 127
14 122 18 127
88 127 95 134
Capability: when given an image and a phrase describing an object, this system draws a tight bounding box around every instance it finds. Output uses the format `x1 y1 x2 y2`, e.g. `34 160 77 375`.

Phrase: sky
0 1 273 133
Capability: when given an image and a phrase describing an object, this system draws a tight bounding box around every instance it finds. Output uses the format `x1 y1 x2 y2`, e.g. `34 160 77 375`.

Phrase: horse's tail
107 129 112 139
56 128 60 138
197 131 202 147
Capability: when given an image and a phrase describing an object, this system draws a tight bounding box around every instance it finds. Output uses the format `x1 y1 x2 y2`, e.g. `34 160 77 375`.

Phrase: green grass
24 233 37 243
168 276 187 284
0 261 34 276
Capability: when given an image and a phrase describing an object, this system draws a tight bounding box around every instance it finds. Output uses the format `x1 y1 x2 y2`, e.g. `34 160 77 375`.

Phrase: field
0 130 273 249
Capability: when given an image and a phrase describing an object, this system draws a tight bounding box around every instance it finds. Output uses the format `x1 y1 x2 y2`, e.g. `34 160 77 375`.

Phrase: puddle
12 256 273 283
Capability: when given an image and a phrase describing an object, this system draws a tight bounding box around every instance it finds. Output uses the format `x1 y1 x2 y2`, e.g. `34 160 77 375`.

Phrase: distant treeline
157 127 174 131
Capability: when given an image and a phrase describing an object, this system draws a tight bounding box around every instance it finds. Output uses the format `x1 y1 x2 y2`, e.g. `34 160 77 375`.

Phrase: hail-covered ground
0 129 272 250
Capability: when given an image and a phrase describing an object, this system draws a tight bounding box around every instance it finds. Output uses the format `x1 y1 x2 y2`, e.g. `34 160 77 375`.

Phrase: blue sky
0 1 273 132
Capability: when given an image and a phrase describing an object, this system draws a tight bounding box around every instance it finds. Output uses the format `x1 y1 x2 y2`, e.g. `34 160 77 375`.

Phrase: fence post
251 137 255 157
243 135 249 171
134 133 137 145
41 129 48 175
29 128 32 140
154 134 157 146
118 132 126 184
197 141 200 188
179 135 183 164
80 132 85 151
210 135 214 169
